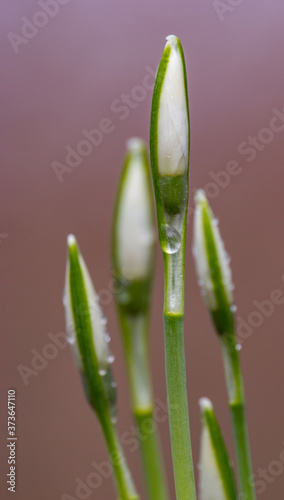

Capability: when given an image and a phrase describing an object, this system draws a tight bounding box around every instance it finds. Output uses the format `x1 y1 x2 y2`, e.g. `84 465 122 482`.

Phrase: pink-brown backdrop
1 1 284 499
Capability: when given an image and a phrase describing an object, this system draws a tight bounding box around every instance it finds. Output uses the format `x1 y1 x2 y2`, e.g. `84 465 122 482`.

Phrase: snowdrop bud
193 190 235 335
199 398 237 500
151 35 189 177
113 138 155 281
150 35 190 253
64 235 116 418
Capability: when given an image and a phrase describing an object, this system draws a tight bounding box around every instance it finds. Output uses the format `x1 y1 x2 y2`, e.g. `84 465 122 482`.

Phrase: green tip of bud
193 190 235 336
199 398 237 500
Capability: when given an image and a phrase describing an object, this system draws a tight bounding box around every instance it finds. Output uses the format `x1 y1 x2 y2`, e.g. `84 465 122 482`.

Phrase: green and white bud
64 235 116 418
150 35 189 254
199 398 237 500
113 138 155 281
112 138 155 314
157 35 189 177
193 190 235 336
65 235 109 373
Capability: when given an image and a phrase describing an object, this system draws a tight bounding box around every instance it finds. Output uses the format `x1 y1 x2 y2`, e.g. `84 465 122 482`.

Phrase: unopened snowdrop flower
150 35 190 251
113 138 155 282
112 138 155 314
199 398 237 500
155 35 189 177
64 235 116 418
193 190 235 336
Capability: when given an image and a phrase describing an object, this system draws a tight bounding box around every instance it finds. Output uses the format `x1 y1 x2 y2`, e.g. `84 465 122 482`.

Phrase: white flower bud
114 138 155 280
157 35 189 176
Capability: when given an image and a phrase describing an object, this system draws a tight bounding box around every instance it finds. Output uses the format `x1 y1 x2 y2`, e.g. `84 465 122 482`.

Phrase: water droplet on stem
108 354 115 364
160 224 181 254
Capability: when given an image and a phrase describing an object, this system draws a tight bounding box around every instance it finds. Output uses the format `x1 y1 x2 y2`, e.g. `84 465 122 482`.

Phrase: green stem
163 250 196 500
221 338 256 500
119 312 169 500
119 313 153 414
136 411 169 500
99 411 139 500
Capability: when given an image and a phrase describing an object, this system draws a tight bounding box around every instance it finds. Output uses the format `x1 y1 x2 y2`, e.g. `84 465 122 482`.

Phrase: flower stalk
193 191 256 500
150 35 196 500
64 235 139 500
112 138 169 500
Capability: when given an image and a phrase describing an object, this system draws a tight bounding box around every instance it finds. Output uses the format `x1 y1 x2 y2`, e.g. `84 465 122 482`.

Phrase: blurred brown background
1 1 284 498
